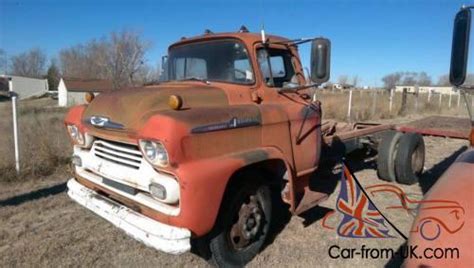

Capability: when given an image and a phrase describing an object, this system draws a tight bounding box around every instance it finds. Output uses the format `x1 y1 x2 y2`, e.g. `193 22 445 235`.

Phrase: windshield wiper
180 77 210 84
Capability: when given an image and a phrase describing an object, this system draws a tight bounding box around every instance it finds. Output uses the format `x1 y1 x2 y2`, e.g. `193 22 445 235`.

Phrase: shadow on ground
0 182 66 207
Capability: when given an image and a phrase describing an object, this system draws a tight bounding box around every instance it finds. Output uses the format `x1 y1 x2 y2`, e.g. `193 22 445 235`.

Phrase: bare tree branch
10 48 47 78
59 30 151 89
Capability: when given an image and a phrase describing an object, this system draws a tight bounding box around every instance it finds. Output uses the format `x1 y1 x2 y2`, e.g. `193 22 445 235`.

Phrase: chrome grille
92 139 142 169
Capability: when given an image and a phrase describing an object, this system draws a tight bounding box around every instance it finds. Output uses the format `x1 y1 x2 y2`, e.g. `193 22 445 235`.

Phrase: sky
0 0 472 86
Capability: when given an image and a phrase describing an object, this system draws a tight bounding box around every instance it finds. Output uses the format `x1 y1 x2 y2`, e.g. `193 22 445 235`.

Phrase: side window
269 56 286 78
257 48 296 88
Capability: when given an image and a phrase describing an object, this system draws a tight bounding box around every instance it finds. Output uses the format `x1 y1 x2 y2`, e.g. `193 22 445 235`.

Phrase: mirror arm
269 37 317 47
278 83 319 93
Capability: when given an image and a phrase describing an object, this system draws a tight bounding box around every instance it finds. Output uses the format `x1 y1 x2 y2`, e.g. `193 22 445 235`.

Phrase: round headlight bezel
67 124 93 148
67 124 84 145
139 139 169 167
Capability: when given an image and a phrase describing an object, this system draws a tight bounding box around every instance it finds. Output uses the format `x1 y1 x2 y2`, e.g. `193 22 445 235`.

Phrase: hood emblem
89 116 124 130
90 116 109 127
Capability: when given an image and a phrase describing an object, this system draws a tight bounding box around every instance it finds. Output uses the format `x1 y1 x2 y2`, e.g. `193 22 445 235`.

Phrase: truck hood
82 83 229 131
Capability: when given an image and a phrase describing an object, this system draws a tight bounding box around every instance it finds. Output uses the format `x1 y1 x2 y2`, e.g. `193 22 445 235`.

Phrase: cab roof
169 31 291 49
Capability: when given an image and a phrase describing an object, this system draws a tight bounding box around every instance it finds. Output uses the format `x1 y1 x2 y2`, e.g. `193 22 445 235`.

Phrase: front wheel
210 177 272 267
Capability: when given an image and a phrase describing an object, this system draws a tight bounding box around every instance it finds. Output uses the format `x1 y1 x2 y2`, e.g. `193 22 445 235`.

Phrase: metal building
0 75 49 99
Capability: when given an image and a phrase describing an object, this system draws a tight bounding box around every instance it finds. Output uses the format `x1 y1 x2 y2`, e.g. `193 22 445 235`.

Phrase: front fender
173 147 291 236
64 105 87 127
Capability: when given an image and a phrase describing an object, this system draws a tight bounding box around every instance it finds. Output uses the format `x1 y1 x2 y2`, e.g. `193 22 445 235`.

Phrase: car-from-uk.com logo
321 164 465 241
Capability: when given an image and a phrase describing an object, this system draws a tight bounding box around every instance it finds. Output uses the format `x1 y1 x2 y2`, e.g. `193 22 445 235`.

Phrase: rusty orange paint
64 32 327 237
404 148 474 267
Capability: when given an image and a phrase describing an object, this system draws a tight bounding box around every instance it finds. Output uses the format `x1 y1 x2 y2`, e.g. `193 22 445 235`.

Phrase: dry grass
0 94 471 266
0 91 469 183
0 137 467 267
319 89 468 122
0 98 71 182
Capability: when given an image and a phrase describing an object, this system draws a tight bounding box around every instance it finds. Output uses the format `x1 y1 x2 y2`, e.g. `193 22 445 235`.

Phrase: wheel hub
229 195 264 249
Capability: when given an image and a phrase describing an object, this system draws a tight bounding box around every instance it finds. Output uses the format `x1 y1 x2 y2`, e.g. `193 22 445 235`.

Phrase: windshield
161 40 254 85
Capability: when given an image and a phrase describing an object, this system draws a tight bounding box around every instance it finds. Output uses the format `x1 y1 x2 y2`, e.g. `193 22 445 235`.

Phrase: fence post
438 93 442 109
448 90 452 108
9 78 20 175
371 90 377 117
389 88 394 114
347 89 353 120
457 92 461 107
400 88 407 115
414 86 419 113
428 90 431 103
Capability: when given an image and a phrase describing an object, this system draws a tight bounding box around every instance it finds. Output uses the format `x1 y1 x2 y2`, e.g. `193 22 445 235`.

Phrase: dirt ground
0 136 468 267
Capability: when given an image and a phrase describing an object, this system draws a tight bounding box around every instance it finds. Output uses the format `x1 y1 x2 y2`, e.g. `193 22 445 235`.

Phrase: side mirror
310 38 331 84
450 8 471 87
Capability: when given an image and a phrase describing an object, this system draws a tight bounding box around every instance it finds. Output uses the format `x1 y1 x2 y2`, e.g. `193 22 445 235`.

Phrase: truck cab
65 30 330 266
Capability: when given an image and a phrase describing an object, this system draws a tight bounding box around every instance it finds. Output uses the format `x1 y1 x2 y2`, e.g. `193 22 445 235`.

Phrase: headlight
139 140 169 167
67 124 84 145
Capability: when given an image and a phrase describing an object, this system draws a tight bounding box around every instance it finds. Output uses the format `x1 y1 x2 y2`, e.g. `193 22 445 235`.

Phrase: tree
59 30 151 89
0 49 7 74
59 41 108 80
338 75 349 85
437 74 450 86
108 30 150 87
45 60 61 91
382 72 402 90
417 72 432 86
10 48 47 78
136 61 161 84
402 72 417 86
351 75 359 88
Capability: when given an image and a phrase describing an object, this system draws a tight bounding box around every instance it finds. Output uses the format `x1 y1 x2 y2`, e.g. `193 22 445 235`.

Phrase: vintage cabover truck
64 28 425 266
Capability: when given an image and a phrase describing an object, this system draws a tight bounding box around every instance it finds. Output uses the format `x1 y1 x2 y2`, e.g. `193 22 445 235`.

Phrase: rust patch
83 84 229 131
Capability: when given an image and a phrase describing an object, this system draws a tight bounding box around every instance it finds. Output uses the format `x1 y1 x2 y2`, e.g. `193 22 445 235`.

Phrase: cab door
256 46 322 174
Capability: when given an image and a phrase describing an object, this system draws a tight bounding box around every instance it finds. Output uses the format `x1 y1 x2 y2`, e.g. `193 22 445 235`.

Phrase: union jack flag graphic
336 165 393 238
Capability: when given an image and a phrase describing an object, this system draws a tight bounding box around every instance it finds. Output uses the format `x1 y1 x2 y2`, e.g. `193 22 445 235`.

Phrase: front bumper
67 178 191 254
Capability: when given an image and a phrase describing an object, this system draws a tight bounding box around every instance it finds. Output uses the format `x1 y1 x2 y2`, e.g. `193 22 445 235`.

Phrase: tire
377 131 403 182
209 173 272 267
395 133 425 185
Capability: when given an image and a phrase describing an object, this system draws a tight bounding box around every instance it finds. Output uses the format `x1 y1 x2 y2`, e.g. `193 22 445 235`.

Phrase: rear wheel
395 133 425 185
209 174 272 267
377 131 403 182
